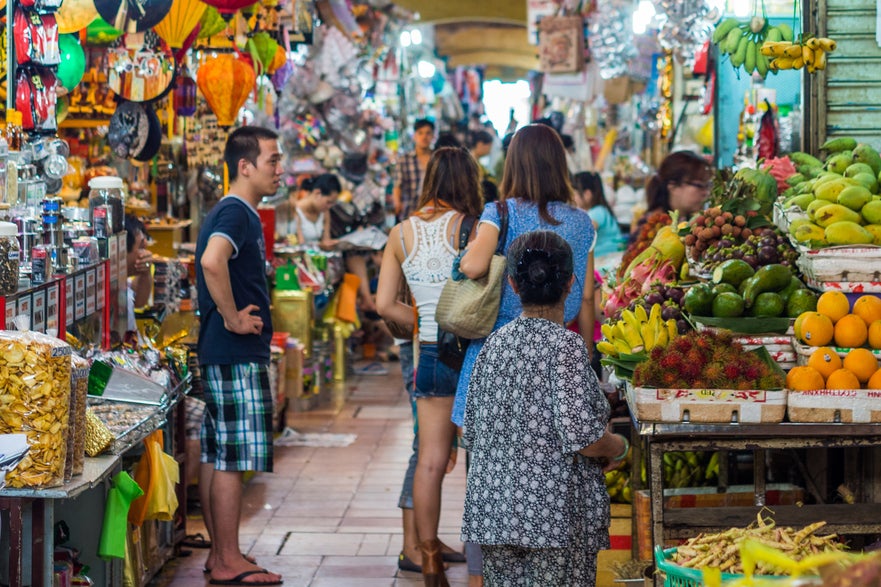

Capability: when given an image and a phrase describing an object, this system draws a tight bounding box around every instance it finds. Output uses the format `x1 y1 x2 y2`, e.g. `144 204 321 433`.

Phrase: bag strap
495 200 509 255
457 215 477 252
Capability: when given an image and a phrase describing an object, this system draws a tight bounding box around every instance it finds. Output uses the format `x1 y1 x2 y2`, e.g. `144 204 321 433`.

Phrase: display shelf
0 455 118 500
58 118 112 128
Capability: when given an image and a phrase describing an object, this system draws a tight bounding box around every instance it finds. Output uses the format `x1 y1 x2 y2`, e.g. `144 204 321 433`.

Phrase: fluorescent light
733 3 750 17
417 60 436 79
410 29 422 45
400 31 411 47
633 0 656 35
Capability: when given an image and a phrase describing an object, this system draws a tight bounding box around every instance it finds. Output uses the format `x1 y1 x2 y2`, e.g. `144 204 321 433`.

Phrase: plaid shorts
200 363 274 472
185 397 206 440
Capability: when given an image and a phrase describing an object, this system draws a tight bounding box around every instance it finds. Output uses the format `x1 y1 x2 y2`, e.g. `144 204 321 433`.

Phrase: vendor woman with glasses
630 150 713 239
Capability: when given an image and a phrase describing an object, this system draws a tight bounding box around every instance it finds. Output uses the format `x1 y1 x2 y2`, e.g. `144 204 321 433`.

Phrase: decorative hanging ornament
199 0 256 20
588 1 638 80
248 31 279 75
57 34 87 91
56 0 100 33
197 51 255 126
154 0 207 49
94 0 174 32
174 69 197 116
173 23 201 61
197 5 229 38
266 44 286 75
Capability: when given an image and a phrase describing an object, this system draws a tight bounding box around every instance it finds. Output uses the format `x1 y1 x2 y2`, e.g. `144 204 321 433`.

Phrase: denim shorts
413 344 459 399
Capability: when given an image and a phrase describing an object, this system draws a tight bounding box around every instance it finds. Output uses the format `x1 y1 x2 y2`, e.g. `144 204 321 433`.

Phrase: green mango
861 200 881 224
813 203 863 227
863 224 881 245
814 178 857 201
793 222 827 246
837 185 873 211
784 193 815 211
825 221 874 245
807 198 831 219
853 144 881 175
845 162 876 178
826 152 855 175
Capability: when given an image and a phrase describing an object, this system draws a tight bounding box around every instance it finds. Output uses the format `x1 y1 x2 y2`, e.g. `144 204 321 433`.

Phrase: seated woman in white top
286 173 341 248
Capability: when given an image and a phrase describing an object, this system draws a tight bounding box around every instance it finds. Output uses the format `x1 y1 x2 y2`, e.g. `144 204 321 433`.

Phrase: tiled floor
157 362 471 586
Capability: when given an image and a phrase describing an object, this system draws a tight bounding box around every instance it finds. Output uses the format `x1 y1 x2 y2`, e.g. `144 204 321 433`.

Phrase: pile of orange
789 293 881 391
787 346 881 390
795 293 881 349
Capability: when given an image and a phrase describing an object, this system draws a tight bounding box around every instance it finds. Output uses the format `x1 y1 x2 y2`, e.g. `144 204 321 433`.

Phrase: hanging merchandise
197 50 256 126
197 5 229 38
16 67 58 132
98 471 144 559
173 23 202 61
57 34 87 91
712 4 777 78
86 17 124 44
153 0 207 50
762 36 837 73
198 0 256 20
55 0 100 34
107 31 177 102
20 0 63 12
108 101 161 160
248 31 279 75
174 70 197 116
757 99 779 160
94 0 173 32
588 1 638 79
538 14 584 73
14 9 61 66
651 0 717 70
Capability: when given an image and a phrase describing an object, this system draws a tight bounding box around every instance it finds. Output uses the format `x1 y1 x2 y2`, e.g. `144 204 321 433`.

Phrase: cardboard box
597 504 635 587
634 484 805 560
626 385 787 424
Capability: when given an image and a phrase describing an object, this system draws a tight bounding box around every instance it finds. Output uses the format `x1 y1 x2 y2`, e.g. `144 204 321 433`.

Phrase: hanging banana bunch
761 35 838 73
712 13 790 78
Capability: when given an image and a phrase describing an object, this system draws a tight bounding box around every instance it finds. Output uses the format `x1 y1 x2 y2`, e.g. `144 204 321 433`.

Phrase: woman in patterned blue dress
453 123 597 428
461 231 628 585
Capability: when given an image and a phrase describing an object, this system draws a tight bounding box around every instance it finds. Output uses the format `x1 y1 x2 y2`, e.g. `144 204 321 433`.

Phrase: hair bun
526 260 550 285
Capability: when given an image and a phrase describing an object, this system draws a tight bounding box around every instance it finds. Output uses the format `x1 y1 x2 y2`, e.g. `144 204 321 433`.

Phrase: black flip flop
208 570 283 586
181 533 211 549
205 555 259 574
442 550 467 563
397 552 421 573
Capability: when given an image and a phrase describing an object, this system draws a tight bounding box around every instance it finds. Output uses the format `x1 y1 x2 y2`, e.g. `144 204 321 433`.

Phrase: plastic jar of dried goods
0 221 21 295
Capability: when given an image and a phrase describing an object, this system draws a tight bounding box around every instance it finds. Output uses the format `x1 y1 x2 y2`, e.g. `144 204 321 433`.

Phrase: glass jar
88 176 125 237
0 221 21 295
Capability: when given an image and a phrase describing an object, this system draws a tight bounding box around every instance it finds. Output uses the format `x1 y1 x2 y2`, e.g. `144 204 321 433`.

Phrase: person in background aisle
491 132 514 183
393 118 435 221
573 171 624 258
468 130 495 182
195 126 283 587
377 147 484 587
454 124 597 587
125 214 153 334
630 150 713 240
434 131 462 149
462 230 627 586
285 173 340 248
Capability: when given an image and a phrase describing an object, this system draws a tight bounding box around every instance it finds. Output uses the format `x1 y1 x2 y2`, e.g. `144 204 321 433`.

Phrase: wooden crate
597 504 634 587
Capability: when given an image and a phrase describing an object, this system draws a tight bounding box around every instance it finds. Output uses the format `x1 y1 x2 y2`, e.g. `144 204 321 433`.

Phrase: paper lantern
197 6 228 38
248 32 278 73
197 51 255 127
56 0 100 33
200 0 254 19
57 34 86 91
266 44 286 75
154 0 207 49
174 72 197 116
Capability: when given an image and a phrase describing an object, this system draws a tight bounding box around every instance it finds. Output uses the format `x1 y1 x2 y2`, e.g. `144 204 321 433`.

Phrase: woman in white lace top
377 147 484 587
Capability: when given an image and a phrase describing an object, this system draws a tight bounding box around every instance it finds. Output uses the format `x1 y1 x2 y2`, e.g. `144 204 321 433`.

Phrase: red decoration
199 0 252 19
197 51 255 127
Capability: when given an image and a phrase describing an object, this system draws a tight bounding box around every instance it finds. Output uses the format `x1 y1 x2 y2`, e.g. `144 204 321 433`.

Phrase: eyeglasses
685 180 713 190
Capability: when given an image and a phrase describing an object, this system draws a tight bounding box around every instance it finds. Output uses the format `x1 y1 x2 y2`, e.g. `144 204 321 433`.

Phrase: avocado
712 259 755 288
712 292 745 318
683 284 715 316
749 292 785 317
741 264 793 308
786 288 819 317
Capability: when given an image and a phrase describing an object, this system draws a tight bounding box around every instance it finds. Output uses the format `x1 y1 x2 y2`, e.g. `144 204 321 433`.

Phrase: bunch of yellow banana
604 468 633 503
712 16 792 78
761 36 837 73
596 304 678 357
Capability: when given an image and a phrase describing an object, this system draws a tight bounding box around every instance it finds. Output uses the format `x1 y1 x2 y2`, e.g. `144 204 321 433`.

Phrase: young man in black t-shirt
195 126 283 586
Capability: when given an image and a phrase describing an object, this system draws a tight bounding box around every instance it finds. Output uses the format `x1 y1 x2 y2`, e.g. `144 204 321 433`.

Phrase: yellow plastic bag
128 430 179 525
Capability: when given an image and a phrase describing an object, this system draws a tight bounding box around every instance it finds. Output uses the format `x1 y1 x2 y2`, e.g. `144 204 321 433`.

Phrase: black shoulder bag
437 215 477 371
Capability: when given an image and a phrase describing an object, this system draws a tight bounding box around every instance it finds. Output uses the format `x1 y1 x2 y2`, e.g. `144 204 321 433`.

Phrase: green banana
713 18 741 44
724 27 744 54
777 23 794 42
821 137 858 153
730 35 750 67
744 39 757 73
756 51 769 77
766 27 783 42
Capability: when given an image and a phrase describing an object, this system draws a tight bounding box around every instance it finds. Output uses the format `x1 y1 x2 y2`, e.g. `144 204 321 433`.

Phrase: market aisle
154 361 470 587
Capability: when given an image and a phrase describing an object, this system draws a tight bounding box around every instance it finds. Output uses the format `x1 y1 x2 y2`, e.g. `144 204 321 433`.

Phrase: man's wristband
612 433 630 462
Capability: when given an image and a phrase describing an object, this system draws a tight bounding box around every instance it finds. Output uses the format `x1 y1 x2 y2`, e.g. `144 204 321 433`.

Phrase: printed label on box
66 279 74 325
6 299 16 328
96 264 106 308
46 283 59 333
86 268 96 316
32 289 46 332
74 273 86 321
17 294 31 326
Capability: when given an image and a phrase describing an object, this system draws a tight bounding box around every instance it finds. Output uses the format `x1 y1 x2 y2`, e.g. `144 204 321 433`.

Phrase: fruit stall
598 135 881 585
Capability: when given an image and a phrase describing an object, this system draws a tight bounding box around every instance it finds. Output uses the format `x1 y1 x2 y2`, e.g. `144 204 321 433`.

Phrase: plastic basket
654 546 791 586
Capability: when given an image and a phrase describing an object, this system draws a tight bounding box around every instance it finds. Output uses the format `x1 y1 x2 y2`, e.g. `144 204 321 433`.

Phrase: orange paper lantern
197 52 255 127
154 0 207 49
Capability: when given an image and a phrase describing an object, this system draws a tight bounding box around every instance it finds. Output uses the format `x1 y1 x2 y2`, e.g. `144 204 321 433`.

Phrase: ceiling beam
393 0 526 25
445 49 539 71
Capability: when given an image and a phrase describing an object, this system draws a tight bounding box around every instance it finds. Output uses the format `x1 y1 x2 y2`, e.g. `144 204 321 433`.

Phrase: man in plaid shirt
393 118 435 221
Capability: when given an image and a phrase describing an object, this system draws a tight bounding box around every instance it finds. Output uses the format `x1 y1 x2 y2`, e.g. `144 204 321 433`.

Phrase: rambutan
680 361 703 383
737 380 752 390
743 365 761 382
671 337 693 355
659 353 680 370
723 364 741 380
661 372 679 388
650 347 665 361
685 348 704 367
703 362 724 387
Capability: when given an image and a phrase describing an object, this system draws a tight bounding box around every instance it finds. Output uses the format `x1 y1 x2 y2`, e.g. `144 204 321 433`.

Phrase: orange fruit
853 295 881 326
869 320 881 350
843 348 879 383
826 368 861 390
834 314 869 348
798 312 834 347
785 366 826 391
807 347 843 380
867 369 881 390
817 291 850 323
